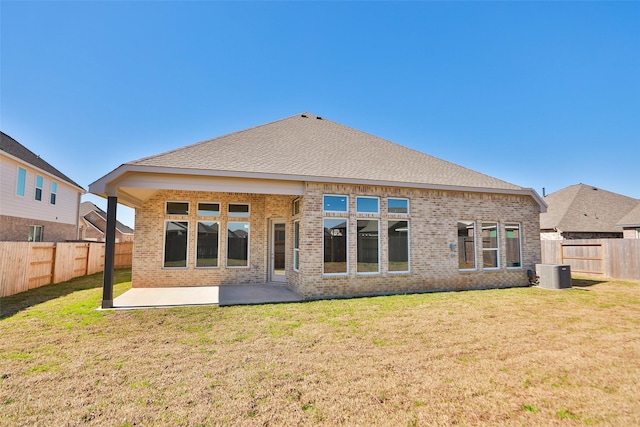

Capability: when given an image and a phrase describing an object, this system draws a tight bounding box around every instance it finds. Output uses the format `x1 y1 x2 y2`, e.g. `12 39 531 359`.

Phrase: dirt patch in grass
1 272 639 426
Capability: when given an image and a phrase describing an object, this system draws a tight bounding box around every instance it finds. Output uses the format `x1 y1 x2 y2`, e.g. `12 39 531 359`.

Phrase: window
197 202 220 216
16 167 26 196
505 223 522 268
228 203 249 217
166 201 189 215
323 195 348 213
458 221 476 270
227 222 249 267
50 182 57 204
323 218 347 274
35 175 43 201
388 198 409 214
164 221 188 268
196 221 219 267
293 220 300 271
388 220 409 272
482 222 499 269
356 196 379 214
28 225 43 242
357 219 379 273
293 198 301 216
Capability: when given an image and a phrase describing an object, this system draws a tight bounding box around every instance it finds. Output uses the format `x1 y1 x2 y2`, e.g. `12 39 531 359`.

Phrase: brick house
79 201 134 242
1 131 84 242
617 203 640 239
540 184 639 240
89 113 546 307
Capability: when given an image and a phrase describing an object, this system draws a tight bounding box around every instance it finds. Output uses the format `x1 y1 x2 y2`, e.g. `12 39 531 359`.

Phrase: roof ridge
317 115 523 190
1 131 85 190
92 112 528 196
128 112 310 165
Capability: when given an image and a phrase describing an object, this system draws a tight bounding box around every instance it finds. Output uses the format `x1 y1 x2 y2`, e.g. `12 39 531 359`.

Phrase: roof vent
301 114 307 118
316 116 323 120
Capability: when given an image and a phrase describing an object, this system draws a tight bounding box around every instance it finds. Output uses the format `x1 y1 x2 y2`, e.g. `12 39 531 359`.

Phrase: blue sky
2 1 639 229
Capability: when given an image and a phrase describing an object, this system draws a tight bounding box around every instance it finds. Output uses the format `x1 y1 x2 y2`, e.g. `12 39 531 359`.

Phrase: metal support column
102 196 117 309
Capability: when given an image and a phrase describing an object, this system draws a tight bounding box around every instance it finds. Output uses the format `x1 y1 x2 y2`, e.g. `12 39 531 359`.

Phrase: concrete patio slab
218 284 303 306
111 284 303 309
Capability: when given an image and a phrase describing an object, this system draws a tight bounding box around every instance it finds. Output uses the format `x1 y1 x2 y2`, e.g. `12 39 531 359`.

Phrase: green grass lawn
1 271 639 426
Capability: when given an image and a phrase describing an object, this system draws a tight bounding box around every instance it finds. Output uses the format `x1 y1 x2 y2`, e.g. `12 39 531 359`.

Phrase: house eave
2 151 86 193
89 164 547 212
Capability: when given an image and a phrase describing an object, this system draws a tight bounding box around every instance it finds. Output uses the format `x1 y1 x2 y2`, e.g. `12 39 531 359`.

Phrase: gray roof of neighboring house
540 184 639 233
129 113 523 191
80 201 135 234
1 131 84 190
617 202 640 228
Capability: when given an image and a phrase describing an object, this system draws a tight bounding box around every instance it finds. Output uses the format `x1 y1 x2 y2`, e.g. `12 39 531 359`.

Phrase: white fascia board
82 216 104 234
112 172 305 196
2 151 86 193
89 164 547 211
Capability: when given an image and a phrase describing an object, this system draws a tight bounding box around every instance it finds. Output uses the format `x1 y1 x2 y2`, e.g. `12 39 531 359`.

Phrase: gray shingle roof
540 184 639 233
617 202 640 227
1 131 84 190
129 113 522 191
80 201 134 233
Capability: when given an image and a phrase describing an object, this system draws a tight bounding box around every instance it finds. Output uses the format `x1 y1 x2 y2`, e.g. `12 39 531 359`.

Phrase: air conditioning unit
535 264 572 289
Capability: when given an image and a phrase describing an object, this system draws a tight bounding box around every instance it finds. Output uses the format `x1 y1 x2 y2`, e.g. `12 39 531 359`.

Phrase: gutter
89 164 548 213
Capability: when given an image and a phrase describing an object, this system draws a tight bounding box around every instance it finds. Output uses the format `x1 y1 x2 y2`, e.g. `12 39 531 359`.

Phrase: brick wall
130 184 542 299
132 190 294 287
296 183 541 298
0 214 77 242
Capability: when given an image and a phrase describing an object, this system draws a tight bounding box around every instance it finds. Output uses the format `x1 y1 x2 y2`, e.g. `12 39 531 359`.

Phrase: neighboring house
89 112 546 306
617 202 640 239
79 201 134 243
540 184 639 240
0 131 85 242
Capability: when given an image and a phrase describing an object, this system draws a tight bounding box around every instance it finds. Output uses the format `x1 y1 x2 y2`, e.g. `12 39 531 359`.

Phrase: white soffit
105 172 305 207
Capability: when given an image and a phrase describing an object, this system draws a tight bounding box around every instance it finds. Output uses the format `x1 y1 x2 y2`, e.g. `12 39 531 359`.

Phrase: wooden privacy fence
0 242 133 297
541 239 640 281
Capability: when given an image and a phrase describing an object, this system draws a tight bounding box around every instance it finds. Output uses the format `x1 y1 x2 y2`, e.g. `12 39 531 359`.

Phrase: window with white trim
227 222 249 267
458 221 476 270
323 195 348 213
166 201 189 215
293 220 300 271
293 198 301 216
229 203 249 218
50 182 57 205
323 218 347 274
28 225 43 242
197 202 220 216
356 196 379 214
164 221 188 268
35 175 43 201
482 222 499 269
388 220 409 272
505 223 522 268
357 219 379 273
196 221 219 268
16 167 26 196
388 198 409 214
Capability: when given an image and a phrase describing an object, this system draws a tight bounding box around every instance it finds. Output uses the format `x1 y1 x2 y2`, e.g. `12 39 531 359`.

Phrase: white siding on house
0 155 81 226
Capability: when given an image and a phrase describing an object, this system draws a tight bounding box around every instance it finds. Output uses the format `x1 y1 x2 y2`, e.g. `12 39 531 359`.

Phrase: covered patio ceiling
89 167 306 209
